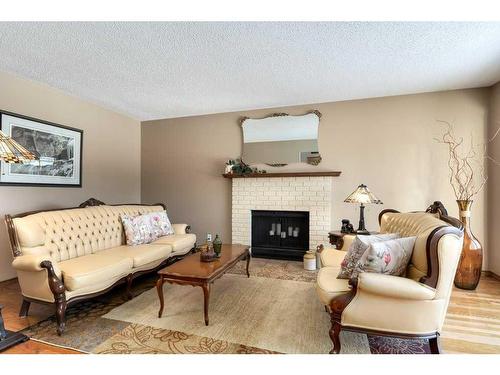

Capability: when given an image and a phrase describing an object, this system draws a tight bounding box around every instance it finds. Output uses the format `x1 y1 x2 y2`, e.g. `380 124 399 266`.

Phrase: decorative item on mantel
344 184 383 235
224 158 266 176
435 121 500 290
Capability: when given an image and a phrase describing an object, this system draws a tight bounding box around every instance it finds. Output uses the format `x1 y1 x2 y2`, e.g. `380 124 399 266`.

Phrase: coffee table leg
201 283 210 326
156 277 165 318
246 251 251 278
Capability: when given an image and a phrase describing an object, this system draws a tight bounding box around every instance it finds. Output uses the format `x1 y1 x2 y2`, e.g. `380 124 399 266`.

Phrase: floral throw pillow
120 214 158 246
337 233 400 279
146 211 174 237
351 236 417 279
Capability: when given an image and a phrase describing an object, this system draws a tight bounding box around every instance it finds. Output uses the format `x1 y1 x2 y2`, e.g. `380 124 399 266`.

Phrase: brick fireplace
231 176 333 258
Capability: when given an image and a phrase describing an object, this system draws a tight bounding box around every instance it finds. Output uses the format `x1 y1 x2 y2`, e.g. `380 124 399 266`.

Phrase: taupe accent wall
0 71 141 281
488 82 500 275
142 88 490 269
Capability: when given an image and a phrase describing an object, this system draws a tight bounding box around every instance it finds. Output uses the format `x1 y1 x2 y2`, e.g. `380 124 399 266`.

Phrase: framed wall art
0 110 83 187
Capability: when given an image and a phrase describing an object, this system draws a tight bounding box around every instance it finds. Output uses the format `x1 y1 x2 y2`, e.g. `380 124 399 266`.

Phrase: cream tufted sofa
5 199 196 335
316 203 463 354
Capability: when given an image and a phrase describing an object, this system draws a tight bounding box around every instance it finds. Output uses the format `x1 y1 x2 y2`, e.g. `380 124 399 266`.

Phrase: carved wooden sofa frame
328 202 463 354
5 198 195 336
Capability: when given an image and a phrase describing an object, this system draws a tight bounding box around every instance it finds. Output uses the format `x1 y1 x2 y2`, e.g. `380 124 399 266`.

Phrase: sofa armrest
12 254 62 278
172 223 190 234
357 273 436 301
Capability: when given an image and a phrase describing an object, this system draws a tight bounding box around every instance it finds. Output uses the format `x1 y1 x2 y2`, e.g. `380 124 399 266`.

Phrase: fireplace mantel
223 171 341 178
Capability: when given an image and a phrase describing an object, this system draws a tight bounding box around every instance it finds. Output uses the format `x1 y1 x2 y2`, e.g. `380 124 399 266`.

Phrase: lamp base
355 229 370 235
0 330 29 352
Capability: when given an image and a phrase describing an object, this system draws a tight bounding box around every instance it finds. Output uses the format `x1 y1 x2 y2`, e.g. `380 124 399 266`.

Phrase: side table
328 230 380 251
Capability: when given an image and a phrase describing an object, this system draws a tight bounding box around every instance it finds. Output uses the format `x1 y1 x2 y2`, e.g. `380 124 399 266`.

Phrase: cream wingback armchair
316 202 463 354
5 198 196 335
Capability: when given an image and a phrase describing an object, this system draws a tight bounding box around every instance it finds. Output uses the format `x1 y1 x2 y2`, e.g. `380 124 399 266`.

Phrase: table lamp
344 184 383 235
0 129 37 352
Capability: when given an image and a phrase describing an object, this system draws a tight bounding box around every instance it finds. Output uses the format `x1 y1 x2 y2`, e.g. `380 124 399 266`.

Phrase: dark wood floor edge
0 277 18 285
483 270 500 281
28 337 88 354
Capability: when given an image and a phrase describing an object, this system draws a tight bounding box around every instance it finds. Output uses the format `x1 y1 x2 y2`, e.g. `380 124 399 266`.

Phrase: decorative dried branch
435 120 500 201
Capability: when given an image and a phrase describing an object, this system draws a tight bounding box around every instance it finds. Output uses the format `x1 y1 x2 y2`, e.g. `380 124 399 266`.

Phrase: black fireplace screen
251 210 309 260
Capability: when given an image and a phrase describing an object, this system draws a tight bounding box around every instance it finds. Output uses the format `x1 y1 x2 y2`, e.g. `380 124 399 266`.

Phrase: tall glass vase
454 200 483 290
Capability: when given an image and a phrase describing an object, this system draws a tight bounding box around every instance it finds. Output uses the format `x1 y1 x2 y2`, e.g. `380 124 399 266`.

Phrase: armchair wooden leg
429 334 442 354
19 299 30 317
329 320 342 354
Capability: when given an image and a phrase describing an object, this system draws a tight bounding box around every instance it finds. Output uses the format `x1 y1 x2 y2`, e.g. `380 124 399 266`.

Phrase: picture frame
0 110 83 187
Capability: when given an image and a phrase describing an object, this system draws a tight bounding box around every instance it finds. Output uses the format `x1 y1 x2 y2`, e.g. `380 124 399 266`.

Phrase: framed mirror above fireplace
251 210 310 260
240 110 322 167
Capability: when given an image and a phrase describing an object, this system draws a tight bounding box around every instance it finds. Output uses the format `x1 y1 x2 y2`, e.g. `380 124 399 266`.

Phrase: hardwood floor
1 274 499 354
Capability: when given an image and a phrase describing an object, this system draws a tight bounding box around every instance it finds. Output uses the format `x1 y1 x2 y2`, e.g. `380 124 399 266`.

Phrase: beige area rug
101 273 370 354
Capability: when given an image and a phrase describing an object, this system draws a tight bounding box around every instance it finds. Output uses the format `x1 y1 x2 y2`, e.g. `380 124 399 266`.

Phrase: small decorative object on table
213 234 222 257
340 219 354 234
435 121 500 290
199 233 218 262
303 250 316 271
344 184 383 234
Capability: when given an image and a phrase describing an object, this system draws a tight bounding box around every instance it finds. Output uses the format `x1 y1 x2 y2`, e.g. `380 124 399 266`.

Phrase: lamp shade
0 130 38 164
344 184 383 205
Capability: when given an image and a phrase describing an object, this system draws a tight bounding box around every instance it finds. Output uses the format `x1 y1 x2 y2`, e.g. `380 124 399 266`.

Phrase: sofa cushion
146 211 174 237
59 252 133 291
316 266 351 306
151 234 196 254
99 244 172 268
121 213 159 246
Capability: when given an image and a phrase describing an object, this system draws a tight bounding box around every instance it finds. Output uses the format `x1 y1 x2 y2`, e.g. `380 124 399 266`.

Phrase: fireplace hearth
251 210 309 260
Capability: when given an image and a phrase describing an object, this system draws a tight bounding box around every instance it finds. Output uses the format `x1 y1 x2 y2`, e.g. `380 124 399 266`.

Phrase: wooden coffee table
156 244 251 326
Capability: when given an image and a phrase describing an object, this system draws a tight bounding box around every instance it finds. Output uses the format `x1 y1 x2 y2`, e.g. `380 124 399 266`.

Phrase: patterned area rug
21 258 430 354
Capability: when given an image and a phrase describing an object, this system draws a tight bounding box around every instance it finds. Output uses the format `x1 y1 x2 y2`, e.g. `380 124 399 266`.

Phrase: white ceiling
0 22 500 121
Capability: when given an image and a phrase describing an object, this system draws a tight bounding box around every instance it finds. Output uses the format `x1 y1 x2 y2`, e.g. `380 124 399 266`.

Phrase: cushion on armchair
351 236 416 279
337 233 399 279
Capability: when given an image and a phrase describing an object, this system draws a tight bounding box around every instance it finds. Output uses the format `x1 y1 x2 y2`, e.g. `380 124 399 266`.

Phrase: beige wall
488 82 500 275
142 88 490 268
0 71 141 281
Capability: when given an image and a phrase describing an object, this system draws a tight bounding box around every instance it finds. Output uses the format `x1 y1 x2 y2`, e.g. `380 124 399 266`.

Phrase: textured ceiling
0 22 500 120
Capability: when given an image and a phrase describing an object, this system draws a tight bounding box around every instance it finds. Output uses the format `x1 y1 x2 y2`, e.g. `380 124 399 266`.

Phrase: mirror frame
239 110 322 166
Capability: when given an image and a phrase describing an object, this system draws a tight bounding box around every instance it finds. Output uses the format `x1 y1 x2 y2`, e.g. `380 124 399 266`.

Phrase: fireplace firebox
251 210 309 260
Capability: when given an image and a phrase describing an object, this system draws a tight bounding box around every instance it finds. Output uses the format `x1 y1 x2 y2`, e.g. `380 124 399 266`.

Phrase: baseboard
482 270 500 281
